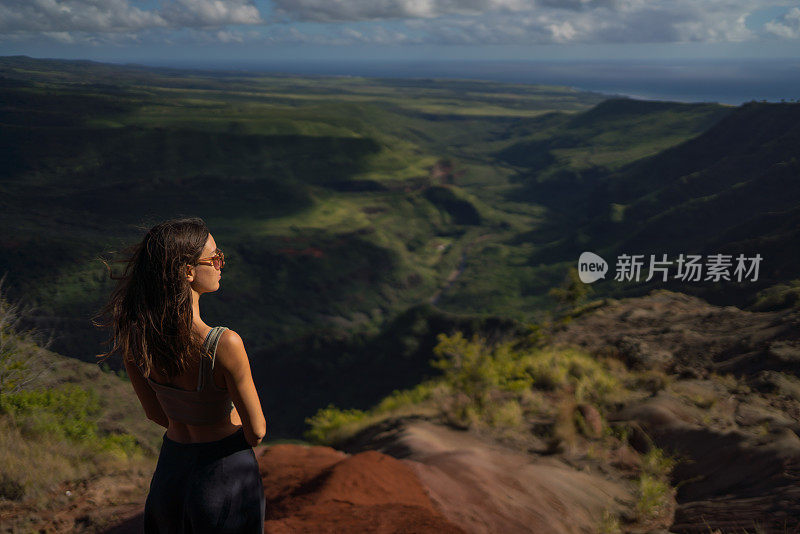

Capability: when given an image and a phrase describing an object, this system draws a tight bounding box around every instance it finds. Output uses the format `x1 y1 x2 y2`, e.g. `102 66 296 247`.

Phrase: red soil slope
258 443 466 533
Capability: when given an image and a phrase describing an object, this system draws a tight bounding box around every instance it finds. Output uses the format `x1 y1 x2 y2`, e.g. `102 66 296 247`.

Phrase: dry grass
0 415 151 507
0 283 155 509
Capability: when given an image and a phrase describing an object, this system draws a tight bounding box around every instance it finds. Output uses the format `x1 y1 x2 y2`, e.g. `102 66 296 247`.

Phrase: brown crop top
145 326 234 425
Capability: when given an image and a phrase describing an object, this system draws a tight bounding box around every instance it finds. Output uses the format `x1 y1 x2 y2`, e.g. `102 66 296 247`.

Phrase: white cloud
43 31 77 43
267 0 776 44
764 6 800 39
267 0 687 23
548 21 576 42
269 0 534 23
0 0 262 34
255 24 416 46
216 29 244 43
160 0 262 27
267 0 636 24
0 0 167 33
398 2 756 45
0 0 796 46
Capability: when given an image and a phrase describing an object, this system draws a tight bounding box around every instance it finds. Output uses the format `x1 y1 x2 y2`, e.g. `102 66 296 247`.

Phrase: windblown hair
93 217 212 380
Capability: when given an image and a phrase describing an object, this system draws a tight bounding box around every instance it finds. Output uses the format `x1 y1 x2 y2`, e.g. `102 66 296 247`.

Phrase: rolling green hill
3 55 795 437
0 56 607 358
524 100 800 306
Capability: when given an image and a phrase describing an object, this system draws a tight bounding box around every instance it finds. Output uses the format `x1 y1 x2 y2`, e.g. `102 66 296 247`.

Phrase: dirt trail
430 233 495 305
341 418 636 534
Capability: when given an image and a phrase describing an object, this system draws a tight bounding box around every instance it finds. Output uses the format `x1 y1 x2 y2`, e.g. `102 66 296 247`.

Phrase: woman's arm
217 330 267 447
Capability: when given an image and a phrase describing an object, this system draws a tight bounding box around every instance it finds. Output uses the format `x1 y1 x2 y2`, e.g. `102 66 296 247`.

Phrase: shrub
486 399 524 428
305 329 630 444
1 384 102 442
374 381 434 413
1 382 144 457
0 276 54 398
303 403 367 445
525 347 623 406
98 433 144 460
0 471 25 500
430 331 534 406
548 267 593 314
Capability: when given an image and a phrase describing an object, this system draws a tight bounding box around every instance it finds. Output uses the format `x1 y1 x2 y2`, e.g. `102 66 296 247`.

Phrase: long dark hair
92 217 212 380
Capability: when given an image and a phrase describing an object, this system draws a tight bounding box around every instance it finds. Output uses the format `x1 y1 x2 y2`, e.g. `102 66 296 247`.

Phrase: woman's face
187 233 222 293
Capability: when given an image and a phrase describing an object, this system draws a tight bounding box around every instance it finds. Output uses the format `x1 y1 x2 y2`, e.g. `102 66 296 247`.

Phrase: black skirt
144 427 265 533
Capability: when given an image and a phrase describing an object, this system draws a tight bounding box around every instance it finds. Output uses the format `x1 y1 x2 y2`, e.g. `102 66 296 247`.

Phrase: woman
93 217 267 533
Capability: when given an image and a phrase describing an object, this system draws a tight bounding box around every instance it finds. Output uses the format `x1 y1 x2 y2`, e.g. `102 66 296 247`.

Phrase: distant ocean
140 58 800 106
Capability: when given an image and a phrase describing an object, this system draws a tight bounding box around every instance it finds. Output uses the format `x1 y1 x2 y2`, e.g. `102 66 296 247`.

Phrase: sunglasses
196 249 225 270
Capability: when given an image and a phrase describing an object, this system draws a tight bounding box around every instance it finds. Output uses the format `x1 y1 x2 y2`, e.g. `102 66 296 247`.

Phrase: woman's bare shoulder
215 329 248 365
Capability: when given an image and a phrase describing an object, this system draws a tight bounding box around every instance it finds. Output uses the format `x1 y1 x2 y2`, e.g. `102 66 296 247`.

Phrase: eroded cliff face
335 290 800 533
546 289 800 533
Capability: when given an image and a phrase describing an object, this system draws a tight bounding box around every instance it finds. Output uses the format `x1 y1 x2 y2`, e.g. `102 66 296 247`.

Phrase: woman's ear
186 264 194 282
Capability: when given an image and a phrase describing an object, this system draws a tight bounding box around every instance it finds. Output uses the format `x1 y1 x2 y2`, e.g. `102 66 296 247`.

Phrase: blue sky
0 1 799 63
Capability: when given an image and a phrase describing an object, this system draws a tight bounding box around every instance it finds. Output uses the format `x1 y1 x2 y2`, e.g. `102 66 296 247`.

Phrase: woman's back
147 327 228 392
146 326 235 427
147 326 265 446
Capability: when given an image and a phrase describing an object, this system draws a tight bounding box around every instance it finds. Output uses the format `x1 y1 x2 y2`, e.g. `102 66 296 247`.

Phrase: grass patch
598 509 622 533
0 385 148 504
634 446 677 522
303 380 440 445
524 346 625 406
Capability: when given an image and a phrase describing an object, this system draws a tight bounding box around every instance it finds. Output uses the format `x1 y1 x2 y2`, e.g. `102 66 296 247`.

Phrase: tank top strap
199 326 228 391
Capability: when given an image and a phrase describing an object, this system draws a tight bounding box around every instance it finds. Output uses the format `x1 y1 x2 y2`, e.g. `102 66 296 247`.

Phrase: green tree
548 267 593 314
0 274 54 402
